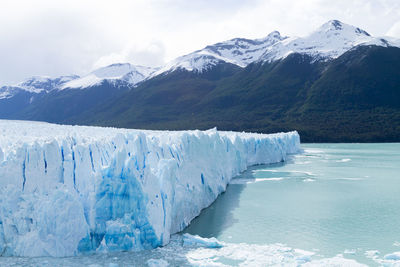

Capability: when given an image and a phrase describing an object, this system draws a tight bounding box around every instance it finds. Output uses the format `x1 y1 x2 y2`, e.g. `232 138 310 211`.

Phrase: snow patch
62 63 156 89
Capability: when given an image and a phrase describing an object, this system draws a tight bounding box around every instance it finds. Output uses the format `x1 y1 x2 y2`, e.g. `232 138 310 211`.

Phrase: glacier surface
0 120 300 257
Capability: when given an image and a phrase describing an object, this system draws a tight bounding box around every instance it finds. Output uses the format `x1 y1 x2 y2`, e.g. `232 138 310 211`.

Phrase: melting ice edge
0 120 300 257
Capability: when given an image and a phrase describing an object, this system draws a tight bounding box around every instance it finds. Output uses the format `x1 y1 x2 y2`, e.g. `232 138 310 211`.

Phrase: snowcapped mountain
151 31 287 77
0 63 158 120
152 20 400 76
1 63 156 99
258 20 399 62
62 63 156 89
0 75 79 99
18 75 80 92
3 20 399 93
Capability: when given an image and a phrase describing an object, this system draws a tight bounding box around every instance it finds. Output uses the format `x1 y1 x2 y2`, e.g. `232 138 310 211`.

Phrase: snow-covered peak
150 52 231 77
258 31 283 41
203 32 286 66
151 31 287 77
17 75 79 92
1 63 156 99
259 20 399 62
0 75 79 99
18 76 51 88
317 20 370 36
91 63 154 79
0 86 22 99
62 63 156 89
152 20 400 77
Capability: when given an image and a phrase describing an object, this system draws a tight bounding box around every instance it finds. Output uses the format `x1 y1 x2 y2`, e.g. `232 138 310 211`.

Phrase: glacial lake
184 143 400 266
2 143 400 266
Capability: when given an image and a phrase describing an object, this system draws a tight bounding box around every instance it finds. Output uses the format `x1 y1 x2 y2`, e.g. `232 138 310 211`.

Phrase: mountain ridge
2 19 399 90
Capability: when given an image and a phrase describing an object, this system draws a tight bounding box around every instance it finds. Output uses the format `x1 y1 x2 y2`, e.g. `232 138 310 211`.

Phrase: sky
1 0 400 85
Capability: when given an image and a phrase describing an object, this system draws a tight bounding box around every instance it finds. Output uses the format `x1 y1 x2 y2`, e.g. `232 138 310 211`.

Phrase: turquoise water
184 143 400 266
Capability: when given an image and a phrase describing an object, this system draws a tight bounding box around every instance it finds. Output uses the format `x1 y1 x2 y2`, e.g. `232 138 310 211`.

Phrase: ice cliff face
0 120 300 257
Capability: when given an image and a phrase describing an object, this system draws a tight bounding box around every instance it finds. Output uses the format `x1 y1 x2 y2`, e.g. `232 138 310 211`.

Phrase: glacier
0 120 300 257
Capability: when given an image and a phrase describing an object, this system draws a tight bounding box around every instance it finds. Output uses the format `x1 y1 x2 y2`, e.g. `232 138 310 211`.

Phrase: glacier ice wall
0 120 300 257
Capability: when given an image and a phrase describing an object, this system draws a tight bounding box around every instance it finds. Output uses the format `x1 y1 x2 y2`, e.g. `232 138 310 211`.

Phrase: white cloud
0 0 399 85
92 41 166 70
387 21 400 37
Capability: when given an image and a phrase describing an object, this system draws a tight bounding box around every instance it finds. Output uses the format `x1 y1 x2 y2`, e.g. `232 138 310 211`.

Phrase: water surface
184 143 400 265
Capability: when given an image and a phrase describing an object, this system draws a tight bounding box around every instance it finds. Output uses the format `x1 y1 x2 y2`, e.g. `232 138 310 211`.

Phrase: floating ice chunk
337 177 363 181
364 250 380 259
182 234 223 248
336 158 351 162
384 252 400 261
230 177 284 184
296 254 312 263
0 233 372 266
254 169 314 176
305 255 367 266
147 258 169 267
366 250 400 266
344 249 357 254
255 178 284 182
181 239 366 267
290 170 315 176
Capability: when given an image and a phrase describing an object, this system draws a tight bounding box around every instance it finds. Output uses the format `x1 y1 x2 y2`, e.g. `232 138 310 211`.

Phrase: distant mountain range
1 20 400 142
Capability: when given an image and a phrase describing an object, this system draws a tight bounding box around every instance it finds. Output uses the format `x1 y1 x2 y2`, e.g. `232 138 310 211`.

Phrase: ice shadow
182 157 294 239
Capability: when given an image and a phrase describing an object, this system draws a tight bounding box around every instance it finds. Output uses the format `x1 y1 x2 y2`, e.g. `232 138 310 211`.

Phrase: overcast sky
1 0 400 85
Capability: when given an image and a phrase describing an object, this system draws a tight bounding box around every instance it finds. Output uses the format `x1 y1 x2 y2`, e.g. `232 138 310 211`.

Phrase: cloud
387 21 400 37
0 2 117 83
92 42 166 70
0 0 399 85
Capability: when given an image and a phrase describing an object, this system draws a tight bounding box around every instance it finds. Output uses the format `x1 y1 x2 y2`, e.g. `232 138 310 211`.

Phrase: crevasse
0 120 300 257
